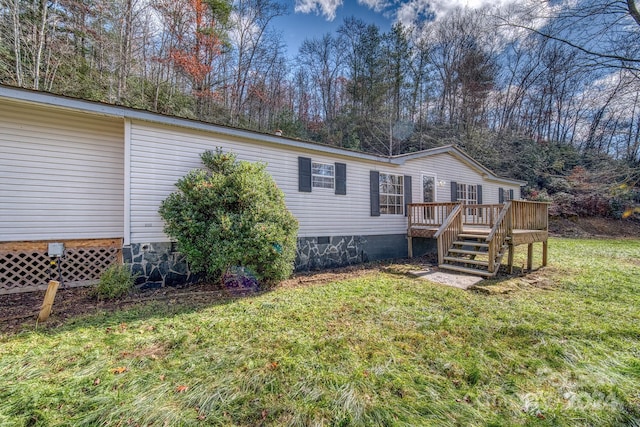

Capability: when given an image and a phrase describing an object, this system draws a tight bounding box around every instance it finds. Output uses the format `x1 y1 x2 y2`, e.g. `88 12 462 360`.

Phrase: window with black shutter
299 157 347 195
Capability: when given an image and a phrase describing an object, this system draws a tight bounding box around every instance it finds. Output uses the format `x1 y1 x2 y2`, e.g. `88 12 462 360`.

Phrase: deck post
408 235 413 258
508 244 514 274
542 240 548 267
527 243 533 271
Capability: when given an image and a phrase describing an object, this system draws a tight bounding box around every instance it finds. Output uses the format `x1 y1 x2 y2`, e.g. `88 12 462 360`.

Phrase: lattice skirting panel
0 238 122 295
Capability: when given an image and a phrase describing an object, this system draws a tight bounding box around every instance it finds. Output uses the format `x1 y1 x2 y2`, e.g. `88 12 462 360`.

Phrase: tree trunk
11 0 23 86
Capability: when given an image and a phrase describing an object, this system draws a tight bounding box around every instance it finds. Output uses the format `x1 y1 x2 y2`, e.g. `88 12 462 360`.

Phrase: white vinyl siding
0 101 124 241
129 122 411 241
128 122 521 243
0 90 523 247
402 154 520 206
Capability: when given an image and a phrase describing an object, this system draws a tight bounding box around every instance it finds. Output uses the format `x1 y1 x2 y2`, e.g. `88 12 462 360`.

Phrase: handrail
408 202 459 228
434 204 463 238
486 202 512 274
434 204 463 266
461 204 503 227
486 201 512 242
510 200 550 230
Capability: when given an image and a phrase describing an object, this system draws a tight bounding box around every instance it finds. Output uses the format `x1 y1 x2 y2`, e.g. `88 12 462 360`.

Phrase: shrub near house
159 149 299 286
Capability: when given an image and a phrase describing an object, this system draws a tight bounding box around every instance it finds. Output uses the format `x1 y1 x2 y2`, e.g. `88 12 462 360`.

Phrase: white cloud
358 0 390 13
294 0 567 29
294 0 390 21
394 0 572 42
395 1 428 25
396 0 514 25
294 0 344 21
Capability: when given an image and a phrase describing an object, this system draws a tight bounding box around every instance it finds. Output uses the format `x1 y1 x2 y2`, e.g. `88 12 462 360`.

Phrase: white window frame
312 162 335 189
421 173 437 220
457 183 478 215
379 173 404 215
504 189 513 202
457 183 478 205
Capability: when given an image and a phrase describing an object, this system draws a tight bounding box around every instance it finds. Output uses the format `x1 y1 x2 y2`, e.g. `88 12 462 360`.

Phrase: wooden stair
439 231 509 277
408 201 550 276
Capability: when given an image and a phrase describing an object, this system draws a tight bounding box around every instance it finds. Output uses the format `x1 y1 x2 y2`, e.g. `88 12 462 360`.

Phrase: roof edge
392 145 527 186
0 85 392 163
0 85 527 185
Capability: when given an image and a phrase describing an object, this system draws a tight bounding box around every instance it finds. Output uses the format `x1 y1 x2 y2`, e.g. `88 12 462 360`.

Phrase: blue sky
273 0 530 56
274 1 393 56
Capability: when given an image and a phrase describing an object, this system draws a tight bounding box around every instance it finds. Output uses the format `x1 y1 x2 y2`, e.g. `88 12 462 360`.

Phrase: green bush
158 149 299 286
93 264 138 300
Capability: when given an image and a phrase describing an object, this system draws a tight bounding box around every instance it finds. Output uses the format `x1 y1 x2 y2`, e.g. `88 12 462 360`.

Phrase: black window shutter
298 157 312 192
477 185 483 204
451 181 458 202
509 189 514 200
404 175 412 216
499 188 504 203
335 162 346 195
370 171 380 216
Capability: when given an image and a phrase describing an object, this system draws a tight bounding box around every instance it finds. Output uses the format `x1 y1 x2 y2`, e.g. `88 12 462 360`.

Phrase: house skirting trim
123 234 436 288
0 238 122 295
296 234 418 270
122 243 202 290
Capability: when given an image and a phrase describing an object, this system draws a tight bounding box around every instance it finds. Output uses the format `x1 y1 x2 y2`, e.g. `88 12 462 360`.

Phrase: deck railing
461 204 504 227
407 200 550 274
433 204 463 265
409 201 549 232
408 202 459 228
485 202 512 274
511 200 549 230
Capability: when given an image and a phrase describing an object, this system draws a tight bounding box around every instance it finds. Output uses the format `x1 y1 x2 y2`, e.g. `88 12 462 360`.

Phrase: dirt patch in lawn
0 261 406 335
0 282 234 335
470 268 559 295
549 216 640 238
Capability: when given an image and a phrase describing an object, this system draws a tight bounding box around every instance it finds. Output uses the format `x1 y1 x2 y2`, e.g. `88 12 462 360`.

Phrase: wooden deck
407 201 550 277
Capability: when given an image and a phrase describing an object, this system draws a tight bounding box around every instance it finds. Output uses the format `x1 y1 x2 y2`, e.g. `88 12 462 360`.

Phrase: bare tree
499 1 640 74
2 0 57 89
297 33 345 130
424 8 497 133
226 0 286 125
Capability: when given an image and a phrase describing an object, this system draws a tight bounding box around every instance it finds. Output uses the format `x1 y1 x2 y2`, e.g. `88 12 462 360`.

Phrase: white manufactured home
0 86 530 294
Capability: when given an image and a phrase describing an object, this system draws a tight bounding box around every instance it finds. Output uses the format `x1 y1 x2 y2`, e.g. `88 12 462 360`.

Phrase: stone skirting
295 235 368 271
122 243 202 290
123 234 430 288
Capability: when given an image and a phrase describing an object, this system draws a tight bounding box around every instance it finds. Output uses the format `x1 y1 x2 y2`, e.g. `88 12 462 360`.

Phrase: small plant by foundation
92 264 138 300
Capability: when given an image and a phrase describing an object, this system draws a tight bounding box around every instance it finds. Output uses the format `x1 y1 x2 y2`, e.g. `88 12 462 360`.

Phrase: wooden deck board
409 227 548 245
511 230 548 245
408 227 438 238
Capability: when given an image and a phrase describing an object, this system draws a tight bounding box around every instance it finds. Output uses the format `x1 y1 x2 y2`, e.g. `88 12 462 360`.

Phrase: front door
422 174 435 203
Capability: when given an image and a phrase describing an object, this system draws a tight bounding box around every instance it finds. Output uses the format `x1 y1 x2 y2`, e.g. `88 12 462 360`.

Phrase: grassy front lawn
1 237 639 426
